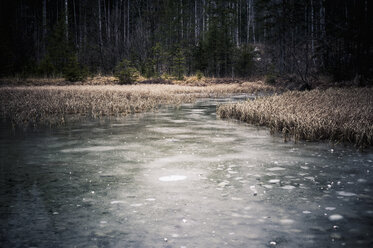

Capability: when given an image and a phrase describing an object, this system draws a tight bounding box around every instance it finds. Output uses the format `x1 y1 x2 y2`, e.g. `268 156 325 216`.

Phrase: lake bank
217 88 373 148
0 82 274 128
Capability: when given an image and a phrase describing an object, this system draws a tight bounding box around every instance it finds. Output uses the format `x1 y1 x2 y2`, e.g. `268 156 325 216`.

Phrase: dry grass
0 75 266 87
217 88 373 147
0 82 275 127
0 76 118 86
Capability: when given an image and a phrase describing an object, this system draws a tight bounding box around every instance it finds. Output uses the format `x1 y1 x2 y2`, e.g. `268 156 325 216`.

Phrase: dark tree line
0 0 371 82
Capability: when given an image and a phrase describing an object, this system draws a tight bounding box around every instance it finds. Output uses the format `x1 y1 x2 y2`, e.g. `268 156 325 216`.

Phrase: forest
1 0 372 84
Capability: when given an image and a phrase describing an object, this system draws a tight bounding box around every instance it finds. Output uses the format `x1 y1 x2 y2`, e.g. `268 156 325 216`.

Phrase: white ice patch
302 211 311 214
281 185 296 190
159 175 187 182
232 197 243 201
130 203 143 207
218 181 230 187
110 200 126 204
267 167 286 171
329 214 344 221
269 179 280 184
280 219 294 224
337 191 356 197
325 207 336 211
263 184 273 189
145 198 156 201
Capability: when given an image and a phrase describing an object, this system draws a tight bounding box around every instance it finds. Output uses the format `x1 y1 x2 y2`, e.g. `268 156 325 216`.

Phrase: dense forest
1 0 372 83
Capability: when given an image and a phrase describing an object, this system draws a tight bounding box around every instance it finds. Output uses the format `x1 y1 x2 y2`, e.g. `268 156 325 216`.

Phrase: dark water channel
1 96 373 248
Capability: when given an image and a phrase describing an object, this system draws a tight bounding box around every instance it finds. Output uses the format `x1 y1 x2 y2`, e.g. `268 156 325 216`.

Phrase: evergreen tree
173 47 186 80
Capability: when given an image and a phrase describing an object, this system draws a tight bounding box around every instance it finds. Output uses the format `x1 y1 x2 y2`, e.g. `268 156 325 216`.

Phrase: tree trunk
180 0 183 39
98 0 103 68
42 0 47 55
195 0 198 43
311 0 314 56
115 0 119 50
252 0 255 43
65 0 68 41
127 0 130 43
73 0 78 49
202 0 205 39
122 0 126 45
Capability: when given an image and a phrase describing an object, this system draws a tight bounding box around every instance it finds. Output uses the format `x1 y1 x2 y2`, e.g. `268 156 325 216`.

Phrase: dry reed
217 88 373 147
0 82 275 127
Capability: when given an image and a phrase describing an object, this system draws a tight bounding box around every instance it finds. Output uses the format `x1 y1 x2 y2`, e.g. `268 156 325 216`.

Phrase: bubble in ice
110 200 126 204
280 219 294 224
269 179 280 184
281 185 296 190
302 211 311 214
130 203 143 207
218 181 230 187
232 197 243 201
336 191 356 197
325 207 336 211
270 241 277 246
159 175 187 182
145 198 156 201
329 214 344 221
228 170 238 174
263 184 273 189
357 178 367 183
267 167 286 171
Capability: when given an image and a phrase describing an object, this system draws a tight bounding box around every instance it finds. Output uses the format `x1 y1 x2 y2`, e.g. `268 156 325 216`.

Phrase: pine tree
173 47 186 80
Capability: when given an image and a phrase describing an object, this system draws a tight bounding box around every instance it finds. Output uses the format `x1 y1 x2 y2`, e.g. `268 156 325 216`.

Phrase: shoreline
217 88 373 148
0 83 274 128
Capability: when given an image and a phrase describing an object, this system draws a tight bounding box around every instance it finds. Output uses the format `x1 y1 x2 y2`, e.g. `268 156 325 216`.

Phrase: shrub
115 59 139 84
37 55 56 76
196 70 204 80
265 74 277 85
63 54 87 82
172 47 185 80
233 45 256 77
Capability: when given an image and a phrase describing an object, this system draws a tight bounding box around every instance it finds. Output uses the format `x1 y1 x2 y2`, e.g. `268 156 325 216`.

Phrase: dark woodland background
0 0 372 83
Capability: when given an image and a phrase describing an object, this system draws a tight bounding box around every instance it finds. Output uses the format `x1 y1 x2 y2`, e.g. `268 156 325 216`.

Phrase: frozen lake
1 97 372 247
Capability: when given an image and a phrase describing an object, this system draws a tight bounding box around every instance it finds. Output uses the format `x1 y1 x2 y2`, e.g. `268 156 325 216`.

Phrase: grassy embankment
217 88 373 147
0 80 275 128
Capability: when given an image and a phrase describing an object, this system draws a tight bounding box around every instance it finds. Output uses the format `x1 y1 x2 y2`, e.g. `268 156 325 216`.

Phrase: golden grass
217 88 373 147
0 76 118 86
0 75 263 87
0 82 275 127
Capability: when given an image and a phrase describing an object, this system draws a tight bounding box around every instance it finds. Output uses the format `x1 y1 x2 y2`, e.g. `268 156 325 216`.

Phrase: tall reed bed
0 82 274 127
217 88 373 147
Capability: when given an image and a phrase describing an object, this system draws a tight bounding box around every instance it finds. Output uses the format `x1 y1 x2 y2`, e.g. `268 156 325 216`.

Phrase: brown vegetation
0 76 118 86
217 88 373 147
0 82 275 127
